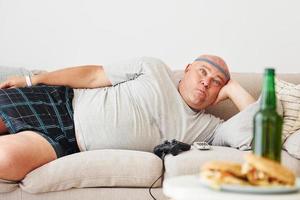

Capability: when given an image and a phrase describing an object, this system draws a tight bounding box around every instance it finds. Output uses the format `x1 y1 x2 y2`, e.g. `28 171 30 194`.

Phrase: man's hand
213 79 234 105
0 76 27 89
213 79 255 111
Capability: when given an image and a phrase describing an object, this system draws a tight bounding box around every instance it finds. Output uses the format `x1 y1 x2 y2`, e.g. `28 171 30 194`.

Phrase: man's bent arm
32 65 112 88
226 80 255 111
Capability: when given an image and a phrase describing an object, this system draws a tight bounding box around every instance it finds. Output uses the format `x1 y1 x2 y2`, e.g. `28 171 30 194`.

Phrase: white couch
0 72 299 200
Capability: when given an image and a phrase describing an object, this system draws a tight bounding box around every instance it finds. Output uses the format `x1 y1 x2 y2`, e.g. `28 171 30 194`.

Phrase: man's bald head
179 54 230 110
193 54 230 82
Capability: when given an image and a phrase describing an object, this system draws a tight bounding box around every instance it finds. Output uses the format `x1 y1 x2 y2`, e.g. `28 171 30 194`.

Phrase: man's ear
184 64 191 73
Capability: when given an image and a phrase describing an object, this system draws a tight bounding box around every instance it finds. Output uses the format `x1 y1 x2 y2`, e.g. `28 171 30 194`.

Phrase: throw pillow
275 78 300 141
283 129 300 159
211 97 283 150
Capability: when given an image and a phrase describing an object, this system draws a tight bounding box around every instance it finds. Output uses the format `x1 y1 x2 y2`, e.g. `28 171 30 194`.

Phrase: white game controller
193 141 211 150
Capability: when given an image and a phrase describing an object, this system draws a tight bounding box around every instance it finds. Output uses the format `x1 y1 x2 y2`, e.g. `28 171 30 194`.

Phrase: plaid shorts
0 85 80 158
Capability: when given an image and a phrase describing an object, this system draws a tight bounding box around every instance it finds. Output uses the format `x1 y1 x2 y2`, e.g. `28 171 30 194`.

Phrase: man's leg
0 131 57 181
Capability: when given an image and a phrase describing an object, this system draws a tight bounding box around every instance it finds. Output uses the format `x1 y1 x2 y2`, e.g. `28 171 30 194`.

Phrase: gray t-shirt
72 57 223 152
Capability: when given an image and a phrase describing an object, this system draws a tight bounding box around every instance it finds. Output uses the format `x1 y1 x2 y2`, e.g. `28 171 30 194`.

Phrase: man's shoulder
143 57 175 80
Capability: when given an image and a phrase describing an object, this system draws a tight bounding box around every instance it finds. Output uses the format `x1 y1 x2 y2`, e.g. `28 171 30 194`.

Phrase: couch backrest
173 71 300 120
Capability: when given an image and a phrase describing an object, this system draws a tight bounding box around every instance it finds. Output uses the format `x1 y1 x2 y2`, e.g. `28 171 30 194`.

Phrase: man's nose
201 77 211 88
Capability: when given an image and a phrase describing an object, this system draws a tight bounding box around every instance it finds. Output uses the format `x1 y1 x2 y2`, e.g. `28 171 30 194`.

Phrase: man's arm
214 79 255 111
0 65 112 89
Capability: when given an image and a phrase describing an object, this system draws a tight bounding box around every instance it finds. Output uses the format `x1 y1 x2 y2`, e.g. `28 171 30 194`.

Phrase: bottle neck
261 72 276 110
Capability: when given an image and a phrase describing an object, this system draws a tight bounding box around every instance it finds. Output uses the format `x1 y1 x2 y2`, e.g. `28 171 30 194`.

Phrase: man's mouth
195 89 206 97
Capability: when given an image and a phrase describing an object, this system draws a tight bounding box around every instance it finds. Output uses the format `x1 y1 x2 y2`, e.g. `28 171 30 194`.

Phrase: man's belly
74 116 162 152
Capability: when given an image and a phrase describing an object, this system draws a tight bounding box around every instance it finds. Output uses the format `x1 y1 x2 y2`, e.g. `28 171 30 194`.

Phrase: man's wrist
25 75 32 87
31 75 40 86
226 80 240 100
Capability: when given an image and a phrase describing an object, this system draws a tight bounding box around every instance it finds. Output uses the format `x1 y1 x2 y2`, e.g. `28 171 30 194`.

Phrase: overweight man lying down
0 55 255 181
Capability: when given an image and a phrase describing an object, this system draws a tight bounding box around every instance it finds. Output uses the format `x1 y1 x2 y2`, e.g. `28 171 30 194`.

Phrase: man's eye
213 79 221 86
199 68 207 76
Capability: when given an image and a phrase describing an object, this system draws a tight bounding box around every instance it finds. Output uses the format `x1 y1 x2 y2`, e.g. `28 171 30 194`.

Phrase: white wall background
0 0 300 73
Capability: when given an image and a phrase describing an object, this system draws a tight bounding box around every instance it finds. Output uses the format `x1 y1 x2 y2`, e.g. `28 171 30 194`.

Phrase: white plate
198 177 300 194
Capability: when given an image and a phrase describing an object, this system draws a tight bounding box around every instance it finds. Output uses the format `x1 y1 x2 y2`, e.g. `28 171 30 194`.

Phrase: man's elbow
90 66 112 88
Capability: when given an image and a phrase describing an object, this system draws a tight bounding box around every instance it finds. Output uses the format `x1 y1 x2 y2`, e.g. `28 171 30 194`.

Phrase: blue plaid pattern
0 85 79 158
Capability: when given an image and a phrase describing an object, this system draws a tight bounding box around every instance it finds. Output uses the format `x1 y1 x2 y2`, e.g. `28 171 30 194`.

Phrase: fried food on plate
200 160 249 186
242 153 295 186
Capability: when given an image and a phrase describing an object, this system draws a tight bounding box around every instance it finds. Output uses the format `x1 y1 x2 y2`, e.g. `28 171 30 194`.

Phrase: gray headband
194 58 230 80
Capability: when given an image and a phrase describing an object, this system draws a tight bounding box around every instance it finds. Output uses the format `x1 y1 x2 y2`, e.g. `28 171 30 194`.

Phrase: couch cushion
20 150 162 193
164 146 300 178
281 149 300 176
0 179 18 193
276 78 300 141
283 129 300 159
164 146 246 178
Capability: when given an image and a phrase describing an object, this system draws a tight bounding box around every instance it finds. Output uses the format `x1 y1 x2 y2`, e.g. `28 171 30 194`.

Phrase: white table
163 175 300 200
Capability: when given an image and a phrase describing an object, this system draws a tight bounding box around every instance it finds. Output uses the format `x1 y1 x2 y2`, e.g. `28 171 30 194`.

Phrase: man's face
179 58 228 111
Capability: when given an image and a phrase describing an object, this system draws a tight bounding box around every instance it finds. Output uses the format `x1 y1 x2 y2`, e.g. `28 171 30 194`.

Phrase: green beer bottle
253 68 283 162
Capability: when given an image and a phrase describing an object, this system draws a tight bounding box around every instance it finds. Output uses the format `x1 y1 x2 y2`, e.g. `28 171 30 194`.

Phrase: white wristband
25 75 32 87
